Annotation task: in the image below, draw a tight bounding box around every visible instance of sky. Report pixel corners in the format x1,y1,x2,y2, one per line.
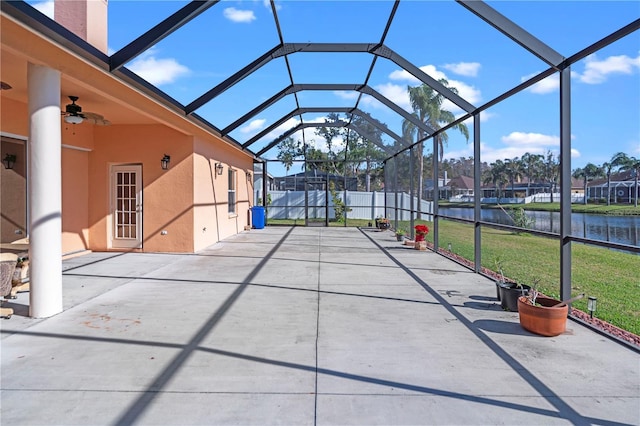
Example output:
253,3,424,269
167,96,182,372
30,0,640,178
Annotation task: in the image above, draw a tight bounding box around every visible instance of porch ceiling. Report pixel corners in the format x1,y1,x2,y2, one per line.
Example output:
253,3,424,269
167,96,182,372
0,49,156,126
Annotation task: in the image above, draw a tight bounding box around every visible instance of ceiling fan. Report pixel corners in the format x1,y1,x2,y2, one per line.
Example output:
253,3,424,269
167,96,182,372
62,96,111,126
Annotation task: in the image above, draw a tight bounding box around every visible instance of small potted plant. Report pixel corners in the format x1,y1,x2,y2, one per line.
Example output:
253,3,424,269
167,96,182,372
375,216,390,230
414,224,429,250
494,256,530,311
395,228,406,241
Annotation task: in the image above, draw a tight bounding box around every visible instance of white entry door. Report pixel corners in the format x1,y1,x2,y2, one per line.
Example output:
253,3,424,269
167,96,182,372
111,165,142,249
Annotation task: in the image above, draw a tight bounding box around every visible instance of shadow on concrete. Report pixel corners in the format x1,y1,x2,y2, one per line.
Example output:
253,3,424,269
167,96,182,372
473,319,532,336
359,227,595,425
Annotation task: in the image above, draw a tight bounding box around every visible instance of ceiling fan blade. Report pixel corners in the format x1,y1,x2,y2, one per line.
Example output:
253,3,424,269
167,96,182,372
85,116,111,126
82,111,111,125
82,111,104,120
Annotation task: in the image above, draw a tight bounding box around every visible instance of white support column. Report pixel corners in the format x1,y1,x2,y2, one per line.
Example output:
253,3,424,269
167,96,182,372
28,64,62,318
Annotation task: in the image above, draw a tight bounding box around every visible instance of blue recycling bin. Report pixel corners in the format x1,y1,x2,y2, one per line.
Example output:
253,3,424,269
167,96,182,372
251,206,265,229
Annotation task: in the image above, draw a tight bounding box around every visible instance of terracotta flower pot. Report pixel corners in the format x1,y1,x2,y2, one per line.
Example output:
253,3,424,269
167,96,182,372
517,295,568,337
414,241,427,250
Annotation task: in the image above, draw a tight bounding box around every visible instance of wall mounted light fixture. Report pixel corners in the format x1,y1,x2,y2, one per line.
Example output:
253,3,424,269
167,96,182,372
246,171,252,180
3,153,16,169
161,154,171,170
216,162,224,175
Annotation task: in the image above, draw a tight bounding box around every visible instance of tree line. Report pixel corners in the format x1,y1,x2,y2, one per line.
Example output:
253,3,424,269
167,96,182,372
572,152,640,206
275,80,638,207
275,111,388,192
276,78,470,194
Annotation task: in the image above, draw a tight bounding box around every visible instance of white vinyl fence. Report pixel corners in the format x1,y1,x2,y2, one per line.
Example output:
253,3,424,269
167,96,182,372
452,194,585,204
265,190,433,221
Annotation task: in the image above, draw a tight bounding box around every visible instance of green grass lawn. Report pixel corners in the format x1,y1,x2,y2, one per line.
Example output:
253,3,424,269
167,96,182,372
267,217,639,336
408,218,639,335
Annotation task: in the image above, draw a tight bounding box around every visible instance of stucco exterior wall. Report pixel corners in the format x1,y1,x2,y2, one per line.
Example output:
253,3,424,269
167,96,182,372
61,146,90,254
0,97,28,135
193,137,254,252
2,11,257,255
60,119,94,255
89,124,194,253
1,97,93,255
1,96,256,255
1,99,29,243
1,138,27,243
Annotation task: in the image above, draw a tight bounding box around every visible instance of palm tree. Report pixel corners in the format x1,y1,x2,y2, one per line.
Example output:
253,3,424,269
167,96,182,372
601,161,617,206
277,136,302,175
482,160,508,200
521,152,544,196
504,157,524,198
572,163,603,205
543,151,559,203
611,152,640,207
403,81,469,206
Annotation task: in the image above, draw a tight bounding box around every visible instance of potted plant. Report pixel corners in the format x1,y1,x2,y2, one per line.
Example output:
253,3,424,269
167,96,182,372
414,224,429,250
494,257,530,311
395,228,406,241
375,217,390,230
517,290,583,337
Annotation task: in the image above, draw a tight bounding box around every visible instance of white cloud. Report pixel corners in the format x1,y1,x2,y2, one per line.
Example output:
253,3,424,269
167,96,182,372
264,117,300,140
128,50,190,85
521,52,640,93
501,131,558,147
32,0,54,18
576,53,640,84
388,65,481,114
373,83,411,111
389,65,446,84
334,91,358,100
479,110,496,123
444,132,580,163
480,147,525,163
443,62,481,77
240,119,266,134
521,73,559,94
444,143,522,164
459,110,495,128
448,81,481,106
223,7,256,23
259,116,349,153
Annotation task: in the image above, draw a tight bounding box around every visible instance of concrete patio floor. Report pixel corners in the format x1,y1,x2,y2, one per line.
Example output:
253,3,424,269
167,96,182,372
1,226,638,426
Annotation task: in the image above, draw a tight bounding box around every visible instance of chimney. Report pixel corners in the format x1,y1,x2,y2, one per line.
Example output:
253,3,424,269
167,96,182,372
54,0,108,54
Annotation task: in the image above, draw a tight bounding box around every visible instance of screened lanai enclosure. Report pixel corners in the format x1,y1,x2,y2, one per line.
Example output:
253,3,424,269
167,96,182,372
238,1,639,338
3,1,639,338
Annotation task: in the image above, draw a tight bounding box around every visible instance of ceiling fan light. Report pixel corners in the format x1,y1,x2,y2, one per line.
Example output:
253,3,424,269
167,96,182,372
64,115,83,124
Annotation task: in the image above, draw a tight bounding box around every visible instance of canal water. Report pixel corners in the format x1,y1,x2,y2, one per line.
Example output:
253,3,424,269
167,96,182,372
438,207,640,248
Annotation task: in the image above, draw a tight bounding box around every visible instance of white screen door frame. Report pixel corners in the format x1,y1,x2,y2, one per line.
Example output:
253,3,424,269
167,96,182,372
110,165,142,249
